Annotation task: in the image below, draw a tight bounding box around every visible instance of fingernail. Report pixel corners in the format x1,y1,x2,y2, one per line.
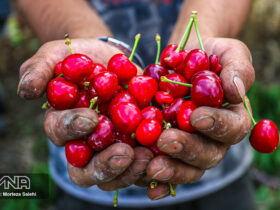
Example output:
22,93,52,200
152,191,170,200
109,156,132,170
159,141,183,154
233,76,245,99
152,166,174,181
192,116,215,130
17,70,31,98
72,117,96,133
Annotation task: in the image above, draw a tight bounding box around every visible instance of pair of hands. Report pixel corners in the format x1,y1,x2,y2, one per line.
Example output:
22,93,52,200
17,37,255,200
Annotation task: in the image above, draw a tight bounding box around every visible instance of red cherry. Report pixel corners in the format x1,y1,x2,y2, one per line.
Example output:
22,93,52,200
159,73,189,98
86,63,107,81
249,119,279,153
128,75,158,108
107,53,137,84
141,106,163,125
54,61,63,77
112,102,142,134
108,92,137,117
160,44,182,68
209,54,222,74
191,76,223,108
136,119,162,146
88,115,115,151
183,49,209,81
174,50,189,74
191,70,221,84
62,54,94,83
155,91,174,105
91,72,119,103
73,90,91,108
177,101,197,133
143,64,168,82
114,132,136,148
150,143,166,156
162,98,185,127
47,77,79,110
65,140,93,168
98,102,110,116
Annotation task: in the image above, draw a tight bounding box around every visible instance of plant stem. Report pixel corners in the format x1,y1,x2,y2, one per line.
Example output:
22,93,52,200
42,101,49,109
244,98,257,126
150,180,158,189
57,73,63,78
181,17,194,50
113,189,119,207
163,120,171,129
176,13,195,52
65,34,74,54
155,34,161,64
129,33,141,61
193,14,205,51
168,182,176,198
160,76,193,87
222,102,230,107
89,97,98,110
183,95,191,100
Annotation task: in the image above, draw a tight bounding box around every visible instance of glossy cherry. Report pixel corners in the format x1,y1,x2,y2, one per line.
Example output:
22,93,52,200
209,54,222,74
54,61,63,77
108,92,137,117
160,44,182,69
87,115,115,151
91,72,119,103
87,63,107,81
249,119,279,153
73,90,91,108
65,140,93,168
114,132,136,148
62,54,94,83
155,91,174,105
143,64,168,82
136,119,162,146
141,106,163,125
112,102,142,134
162,98,185,127
107,53,137,84
191,70,221,84
174,50,189,74
150,143,166,156
159,73,189,98
47,77,79,110
183,49,209,81
191,75,223,108
177,101,197,133
128,75,158,108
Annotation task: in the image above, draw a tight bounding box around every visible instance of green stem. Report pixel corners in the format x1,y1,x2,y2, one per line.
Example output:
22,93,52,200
150,180,158,189
222,102,230,107
89,97,98,110
65,34,74,54
244,98,257,126
155,34,161,64
163,120,171,129
168,182,176,198
193,16,205,51
113,189,119,207
57,73,63,78
42,101,49,109
176,13,195,52
181,18,194,50
183,95,191,100
160,76,193,87
129,33,141,61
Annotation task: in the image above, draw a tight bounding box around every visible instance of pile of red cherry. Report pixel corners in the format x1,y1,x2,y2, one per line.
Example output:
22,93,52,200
44,12,278,187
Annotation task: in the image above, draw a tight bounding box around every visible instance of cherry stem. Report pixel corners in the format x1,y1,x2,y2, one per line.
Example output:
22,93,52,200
160,76,193,87
181,14,195,50
89,97,98,110
65,34,74,54
113,189,118,208
42,101,49,109
83,81,90,88
57,73,63,78
222,102,230,107
234,80,257,126
155,34,161,64
150,180,158,189
163,120,171,129
131,133,136,139
168,182,176,198
129,33,141,61
193,13,205,51
183,95,191,100
176,12,195,52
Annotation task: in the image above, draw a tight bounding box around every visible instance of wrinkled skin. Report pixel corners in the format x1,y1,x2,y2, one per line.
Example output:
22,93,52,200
18,37,255,200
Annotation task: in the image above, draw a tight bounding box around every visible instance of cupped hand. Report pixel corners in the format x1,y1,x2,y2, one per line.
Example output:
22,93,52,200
17,39,153,190
146,37,255,200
